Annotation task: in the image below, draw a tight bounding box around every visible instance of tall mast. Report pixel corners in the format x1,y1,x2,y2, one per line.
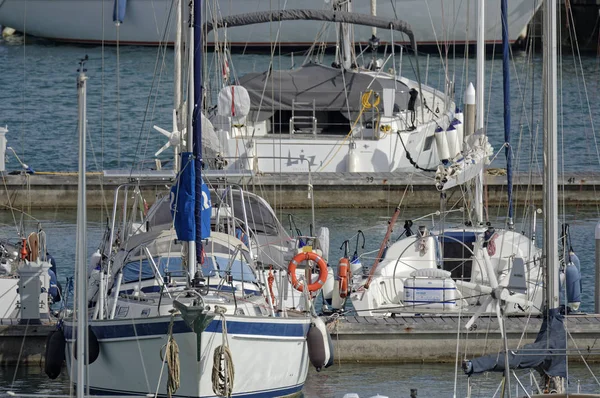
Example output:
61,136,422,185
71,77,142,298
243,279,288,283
474,0,485,224
186,0,196,279
173,0,183,172
338,0,352,69
75,56,88,398
543,0,560,309
193,0,204,265
370,0,376,37
501,0,513,228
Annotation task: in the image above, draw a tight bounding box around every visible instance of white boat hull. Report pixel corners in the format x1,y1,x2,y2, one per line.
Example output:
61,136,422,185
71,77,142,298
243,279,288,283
64,314,310,397
0,0,539,47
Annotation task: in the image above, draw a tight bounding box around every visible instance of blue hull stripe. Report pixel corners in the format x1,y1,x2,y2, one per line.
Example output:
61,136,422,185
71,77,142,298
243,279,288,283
405,300,457,304
121,285,261,296
64,318,308,340
84,382,303,397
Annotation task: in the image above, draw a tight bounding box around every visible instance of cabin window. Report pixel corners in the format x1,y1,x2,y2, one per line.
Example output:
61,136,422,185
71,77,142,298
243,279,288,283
439,232,476,281
423,135,435,152
122,256,186,283
213,256,257,283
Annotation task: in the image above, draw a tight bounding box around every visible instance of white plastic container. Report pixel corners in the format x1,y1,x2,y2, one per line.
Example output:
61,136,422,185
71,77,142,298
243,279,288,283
404,276,458,310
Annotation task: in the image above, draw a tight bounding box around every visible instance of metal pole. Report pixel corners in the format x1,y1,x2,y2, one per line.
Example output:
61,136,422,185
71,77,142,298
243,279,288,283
543,0,560,311
186,0,196,280
370,0,376,37
474,0,485,225
75,58,88,398
173,0,183,172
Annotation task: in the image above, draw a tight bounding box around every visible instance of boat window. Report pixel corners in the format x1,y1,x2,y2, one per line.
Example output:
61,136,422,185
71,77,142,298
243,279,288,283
213,255,257,283
122,256,186,283
439,232,476,281
423,135,435,151
200,256,217,277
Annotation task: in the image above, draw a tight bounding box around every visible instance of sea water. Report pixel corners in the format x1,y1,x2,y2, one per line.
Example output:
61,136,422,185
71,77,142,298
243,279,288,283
1,362,599,397
1,36,600,172
1,35,600,397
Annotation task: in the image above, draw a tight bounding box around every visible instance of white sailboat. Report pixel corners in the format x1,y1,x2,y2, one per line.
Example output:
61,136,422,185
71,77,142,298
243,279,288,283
54,2,329,396
460,0,600,395
0,0,540,48
346,0,545,317
206,1,458,174
0,127,59,324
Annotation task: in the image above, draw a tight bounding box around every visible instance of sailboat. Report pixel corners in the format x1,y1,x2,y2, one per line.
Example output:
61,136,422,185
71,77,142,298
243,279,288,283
55,2,326,397
206,0,457,174
346,0,544,318
0,127,59,323
460,0,600,396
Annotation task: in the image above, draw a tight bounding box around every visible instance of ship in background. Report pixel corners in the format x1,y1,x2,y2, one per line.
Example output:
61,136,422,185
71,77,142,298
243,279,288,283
0,0,540,49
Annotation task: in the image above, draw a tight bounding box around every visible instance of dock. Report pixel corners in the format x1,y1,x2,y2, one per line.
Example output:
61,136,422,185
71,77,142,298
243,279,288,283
326,314,600,363
2,314,600,365
0,170,598,209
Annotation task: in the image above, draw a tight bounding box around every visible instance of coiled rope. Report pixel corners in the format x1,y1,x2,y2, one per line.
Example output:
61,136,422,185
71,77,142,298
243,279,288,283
361,91,380,109
161,314,180,398
212,311,234,397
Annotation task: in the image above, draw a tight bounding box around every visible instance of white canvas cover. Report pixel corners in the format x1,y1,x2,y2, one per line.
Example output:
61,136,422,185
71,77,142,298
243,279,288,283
218,85,251,119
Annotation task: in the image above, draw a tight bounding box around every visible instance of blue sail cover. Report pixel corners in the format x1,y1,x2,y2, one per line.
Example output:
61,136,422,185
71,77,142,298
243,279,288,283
469,308,566,377
199,178,211,239
113,0,127,24
170,152,196,241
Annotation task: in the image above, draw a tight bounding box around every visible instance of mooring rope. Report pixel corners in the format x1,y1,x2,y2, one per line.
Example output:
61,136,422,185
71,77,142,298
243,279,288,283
212,311,234,397
160,314,180,398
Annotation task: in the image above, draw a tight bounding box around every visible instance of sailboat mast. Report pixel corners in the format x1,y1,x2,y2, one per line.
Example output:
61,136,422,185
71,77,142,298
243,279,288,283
543,0,560,309
370,0,376,37
193,0,204,265
474,0,485,224
186,0,196,279
173,0,183,172
501,0,514,228
338,0,352,69
75,57,88,398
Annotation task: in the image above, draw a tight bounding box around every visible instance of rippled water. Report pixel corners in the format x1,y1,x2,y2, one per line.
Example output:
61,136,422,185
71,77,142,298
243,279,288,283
1,362,599,397
1,36,600,172
1,30,600,398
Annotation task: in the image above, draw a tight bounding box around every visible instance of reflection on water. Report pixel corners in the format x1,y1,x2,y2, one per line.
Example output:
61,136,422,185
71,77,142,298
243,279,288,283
1,363,599,397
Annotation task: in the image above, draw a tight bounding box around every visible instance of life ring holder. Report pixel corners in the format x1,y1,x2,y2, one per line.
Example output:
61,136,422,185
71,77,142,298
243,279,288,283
288,251,328,293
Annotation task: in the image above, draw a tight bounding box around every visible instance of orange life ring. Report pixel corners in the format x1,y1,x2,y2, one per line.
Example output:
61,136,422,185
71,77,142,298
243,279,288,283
288,251,328,293
338,257,349,298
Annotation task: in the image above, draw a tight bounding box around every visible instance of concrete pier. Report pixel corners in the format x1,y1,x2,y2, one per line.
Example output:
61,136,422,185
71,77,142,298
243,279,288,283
0,170,598,209
2,314,600,365
0,321,53,366
326,314,600,363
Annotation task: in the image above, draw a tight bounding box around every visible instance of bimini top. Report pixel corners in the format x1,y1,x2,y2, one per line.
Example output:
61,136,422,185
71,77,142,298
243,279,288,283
202,9,416,50
238,63,411,117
